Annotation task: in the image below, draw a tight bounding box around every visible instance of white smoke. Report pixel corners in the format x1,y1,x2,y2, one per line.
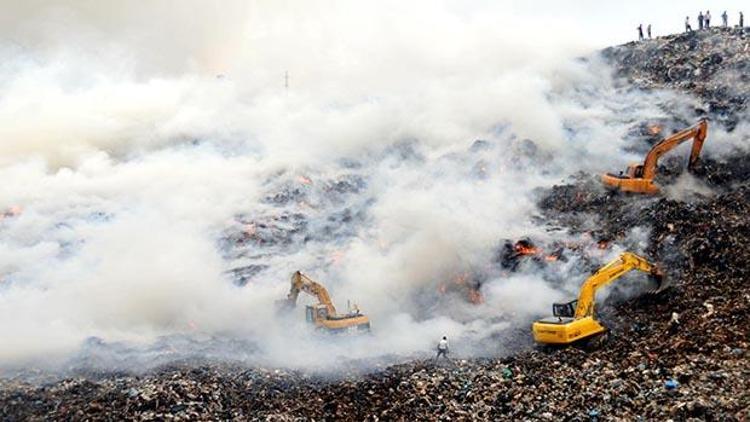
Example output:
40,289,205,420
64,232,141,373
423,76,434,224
0,1,713,371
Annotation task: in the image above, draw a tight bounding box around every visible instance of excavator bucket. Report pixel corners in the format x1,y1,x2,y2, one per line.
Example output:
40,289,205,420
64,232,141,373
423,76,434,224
647,269,669,294
275,298,296,313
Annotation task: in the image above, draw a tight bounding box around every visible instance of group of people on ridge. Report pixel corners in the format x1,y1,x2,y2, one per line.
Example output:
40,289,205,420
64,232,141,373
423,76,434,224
685,10,744,33
637,23,653,40
640,10,745,40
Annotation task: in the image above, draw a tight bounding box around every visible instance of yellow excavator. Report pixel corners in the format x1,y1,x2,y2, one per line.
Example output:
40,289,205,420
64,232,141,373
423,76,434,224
532,252,665,346
279,271,371,334
602,119,708,194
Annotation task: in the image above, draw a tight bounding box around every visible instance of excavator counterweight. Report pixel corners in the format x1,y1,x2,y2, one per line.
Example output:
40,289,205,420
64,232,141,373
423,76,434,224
532,252,665,346
280,271,370,334
602,119,708,194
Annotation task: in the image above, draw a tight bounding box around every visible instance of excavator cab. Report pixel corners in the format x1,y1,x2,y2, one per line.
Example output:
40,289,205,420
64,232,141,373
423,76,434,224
603,163,659,194
305,304,330,324
552,300,577,318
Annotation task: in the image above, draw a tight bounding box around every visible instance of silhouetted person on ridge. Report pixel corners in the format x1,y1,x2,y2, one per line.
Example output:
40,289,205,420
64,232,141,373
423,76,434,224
722,11,728,27
740,11,744,28
685,16,693,33
698,11,704,30
705,10,711,28
647,24,652,39
637,24,644,41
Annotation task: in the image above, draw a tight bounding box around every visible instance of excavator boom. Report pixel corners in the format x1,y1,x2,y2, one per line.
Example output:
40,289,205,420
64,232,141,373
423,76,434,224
602,119,708,194
286,271,337,316
573,252,663,318
532,252,664,346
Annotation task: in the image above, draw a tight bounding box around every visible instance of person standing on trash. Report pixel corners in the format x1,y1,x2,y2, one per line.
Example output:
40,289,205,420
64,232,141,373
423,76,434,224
685,16,693,33
647,24,652,39
667,312,680,335
637,24,644,41
722,11,728,28
705,10,711,28
698,11,704,30
435,336,449,362
740,11,744,28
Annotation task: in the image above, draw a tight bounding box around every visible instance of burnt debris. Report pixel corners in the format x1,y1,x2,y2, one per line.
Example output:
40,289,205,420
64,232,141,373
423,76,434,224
603,28,750,130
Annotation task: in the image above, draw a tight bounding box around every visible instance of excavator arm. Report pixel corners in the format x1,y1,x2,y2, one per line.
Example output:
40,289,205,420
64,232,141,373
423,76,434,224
640,119,708,180
574,252,662,318
602,119,708,194
533,252,665,345
285,271,337,315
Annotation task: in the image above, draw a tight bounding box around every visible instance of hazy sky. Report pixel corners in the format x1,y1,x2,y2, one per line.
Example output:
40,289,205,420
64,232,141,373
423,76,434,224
3,1,747,59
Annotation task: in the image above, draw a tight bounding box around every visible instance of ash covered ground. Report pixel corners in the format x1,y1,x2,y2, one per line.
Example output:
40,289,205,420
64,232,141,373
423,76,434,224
2,25,750,422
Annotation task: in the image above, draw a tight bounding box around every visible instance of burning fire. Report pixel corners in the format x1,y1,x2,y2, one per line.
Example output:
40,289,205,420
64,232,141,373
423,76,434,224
242,223,257,236
297,175,313,185
466,289,484,305
648,123,663,135
1,205,22,219
330,250,345,265
514,240,538,256
437,272,484,305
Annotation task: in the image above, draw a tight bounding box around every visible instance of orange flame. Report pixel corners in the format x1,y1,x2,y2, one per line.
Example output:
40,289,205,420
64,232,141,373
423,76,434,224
514,244,538,256
467,289,484,305
453,273,484,305
2,205,22,219
648,124,663,135
438,272,484,305
242,223,257,236
545,255,559,262
330,250,345,265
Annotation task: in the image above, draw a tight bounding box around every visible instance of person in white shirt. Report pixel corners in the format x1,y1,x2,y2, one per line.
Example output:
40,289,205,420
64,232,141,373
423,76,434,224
435,336,449,361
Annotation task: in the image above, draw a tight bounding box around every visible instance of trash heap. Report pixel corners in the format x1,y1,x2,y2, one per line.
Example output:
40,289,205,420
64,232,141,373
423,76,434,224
3,30,750,422
602,27,750,129
3,183,748,420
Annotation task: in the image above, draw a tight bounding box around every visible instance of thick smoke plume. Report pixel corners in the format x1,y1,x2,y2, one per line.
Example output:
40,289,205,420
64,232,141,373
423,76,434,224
0,1,732,372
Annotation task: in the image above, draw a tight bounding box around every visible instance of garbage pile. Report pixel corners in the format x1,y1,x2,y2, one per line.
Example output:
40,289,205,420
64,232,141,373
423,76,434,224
218,171,371,285
602,28,750,129
6,169,746,421
3,29,750,422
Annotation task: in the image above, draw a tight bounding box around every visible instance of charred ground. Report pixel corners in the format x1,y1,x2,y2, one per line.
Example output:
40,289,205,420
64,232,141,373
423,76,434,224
2,30,750,421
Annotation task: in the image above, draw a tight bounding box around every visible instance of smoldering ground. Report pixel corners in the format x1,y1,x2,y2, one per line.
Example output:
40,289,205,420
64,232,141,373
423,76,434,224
0,1,742,375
